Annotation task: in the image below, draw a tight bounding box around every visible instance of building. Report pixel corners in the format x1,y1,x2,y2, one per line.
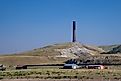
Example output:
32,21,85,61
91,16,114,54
86,65,104,69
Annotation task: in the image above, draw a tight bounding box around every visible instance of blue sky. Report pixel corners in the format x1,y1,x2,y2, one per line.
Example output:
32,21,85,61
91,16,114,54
0,0,121,54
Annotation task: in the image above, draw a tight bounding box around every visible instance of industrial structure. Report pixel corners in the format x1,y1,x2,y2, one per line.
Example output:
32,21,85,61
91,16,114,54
72,21,76,42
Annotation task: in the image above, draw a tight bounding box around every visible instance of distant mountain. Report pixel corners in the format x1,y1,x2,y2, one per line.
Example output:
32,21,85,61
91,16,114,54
99,45,119,52
108,45,121,54
99,44,121,54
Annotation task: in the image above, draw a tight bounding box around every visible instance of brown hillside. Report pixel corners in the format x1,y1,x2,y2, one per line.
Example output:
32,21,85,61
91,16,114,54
0,42,104,66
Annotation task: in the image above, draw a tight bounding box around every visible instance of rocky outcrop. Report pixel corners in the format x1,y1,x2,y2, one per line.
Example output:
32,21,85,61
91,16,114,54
19,42,104,59
54,42,104,58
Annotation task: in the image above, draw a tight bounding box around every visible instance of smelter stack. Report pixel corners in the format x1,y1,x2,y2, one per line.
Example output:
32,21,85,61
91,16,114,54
72,21,76,42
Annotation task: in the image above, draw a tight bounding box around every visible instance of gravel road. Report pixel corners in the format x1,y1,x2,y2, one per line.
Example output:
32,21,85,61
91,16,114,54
0,79,121,81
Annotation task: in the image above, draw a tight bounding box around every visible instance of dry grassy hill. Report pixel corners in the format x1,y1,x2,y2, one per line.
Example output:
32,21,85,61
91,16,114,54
0,42,104,66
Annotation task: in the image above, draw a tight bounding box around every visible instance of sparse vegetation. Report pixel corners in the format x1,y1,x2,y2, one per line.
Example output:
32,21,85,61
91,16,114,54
0,42,121,80
65,54,121,65
0,69,121,80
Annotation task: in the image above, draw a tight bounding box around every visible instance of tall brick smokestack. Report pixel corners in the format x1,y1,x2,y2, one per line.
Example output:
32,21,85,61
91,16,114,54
72,21,76,42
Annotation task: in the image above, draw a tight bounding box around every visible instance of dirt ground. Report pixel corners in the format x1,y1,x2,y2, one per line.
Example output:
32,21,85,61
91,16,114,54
0,79,121,81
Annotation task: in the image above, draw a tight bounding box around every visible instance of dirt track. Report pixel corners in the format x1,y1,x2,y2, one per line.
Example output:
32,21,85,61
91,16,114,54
0,79,121,81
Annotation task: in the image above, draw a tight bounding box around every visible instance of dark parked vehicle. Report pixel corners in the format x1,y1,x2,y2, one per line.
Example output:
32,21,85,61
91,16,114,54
16,65,27,69
63,64,78,69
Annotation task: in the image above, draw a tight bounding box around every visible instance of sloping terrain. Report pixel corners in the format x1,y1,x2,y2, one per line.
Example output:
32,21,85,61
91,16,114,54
66,54,121,64
99,45,119,52
99,44,121,54
0,42,104,66
18,42,104,57
108,45,121,54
